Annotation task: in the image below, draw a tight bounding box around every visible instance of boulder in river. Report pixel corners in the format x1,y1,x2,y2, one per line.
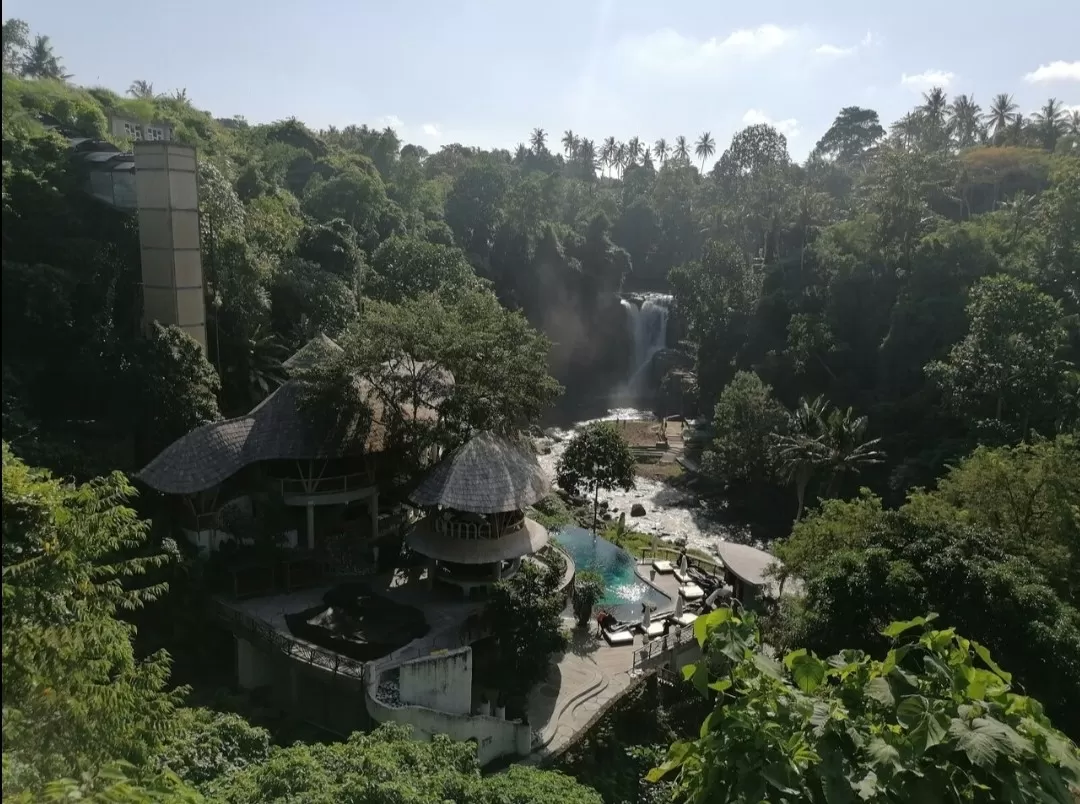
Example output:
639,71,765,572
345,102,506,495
631,503,647,517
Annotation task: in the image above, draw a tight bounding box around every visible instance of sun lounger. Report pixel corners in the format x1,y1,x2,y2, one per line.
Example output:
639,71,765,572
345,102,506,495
680,583,704,601
644,621,665,638
674,568,691,584
675,612,698,627
603,628,634,646
652,559,675,574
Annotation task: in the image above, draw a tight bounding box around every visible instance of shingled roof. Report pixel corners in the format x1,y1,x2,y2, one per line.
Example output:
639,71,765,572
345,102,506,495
409,431,549,514
283,334,343,375
136,375,438,495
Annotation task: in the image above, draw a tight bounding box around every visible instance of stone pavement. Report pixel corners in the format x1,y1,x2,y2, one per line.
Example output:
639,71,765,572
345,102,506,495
524,628,641,762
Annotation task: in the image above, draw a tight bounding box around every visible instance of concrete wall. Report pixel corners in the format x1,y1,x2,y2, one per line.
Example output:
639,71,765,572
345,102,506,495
236,637,275,690
365,686,531,766
398,647,472,715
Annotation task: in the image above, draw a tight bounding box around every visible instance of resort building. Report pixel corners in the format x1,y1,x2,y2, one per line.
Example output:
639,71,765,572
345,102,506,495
406,431,551,597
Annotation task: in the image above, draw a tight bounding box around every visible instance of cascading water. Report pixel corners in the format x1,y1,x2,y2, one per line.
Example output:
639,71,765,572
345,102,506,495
622,294,672,394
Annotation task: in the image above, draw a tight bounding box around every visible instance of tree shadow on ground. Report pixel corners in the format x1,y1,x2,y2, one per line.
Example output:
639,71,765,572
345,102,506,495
569,625,601,658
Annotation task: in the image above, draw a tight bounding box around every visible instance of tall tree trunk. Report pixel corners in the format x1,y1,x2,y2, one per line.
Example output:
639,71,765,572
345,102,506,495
593,484,600,535
795,471,809,522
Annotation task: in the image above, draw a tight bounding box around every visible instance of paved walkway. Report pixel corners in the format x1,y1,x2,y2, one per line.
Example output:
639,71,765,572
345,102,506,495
524,630,640,761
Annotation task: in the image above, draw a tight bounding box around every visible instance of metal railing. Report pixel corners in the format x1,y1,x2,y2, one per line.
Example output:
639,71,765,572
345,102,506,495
280,473,373,498
212,598,366,680
632,620,698,669
641,545,725,577
431,514,526,541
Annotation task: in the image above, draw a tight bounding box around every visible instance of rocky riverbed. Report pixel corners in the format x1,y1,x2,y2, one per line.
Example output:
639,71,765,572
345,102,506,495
537,409,756,555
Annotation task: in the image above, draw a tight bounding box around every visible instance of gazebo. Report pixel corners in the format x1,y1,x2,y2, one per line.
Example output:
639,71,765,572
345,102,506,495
406,431,550,596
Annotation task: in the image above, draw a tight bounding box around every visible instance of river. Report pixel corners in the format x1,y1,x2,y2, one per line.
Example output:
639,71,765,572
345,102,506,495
536,408,755,556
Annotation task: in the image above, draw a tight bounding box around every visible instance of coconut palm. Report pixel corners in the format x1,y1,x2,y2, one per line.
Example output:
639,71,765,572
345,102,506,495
674,136,690,163
626,136,642,166
985,93,1018,144
919,87,949,128
653,138,669,164
820,407,885,497
773,396,830,522
642,149,654,170
577,138,597,177
948,94,983,148
20,35,68,80
614,142,628,177
1069,111,1080,137
1033,98,1068,151
1008,113,1029,147
561,129,578,159
694,131,716,171
128,80,155,99
601,136,617,177
530,127,547,155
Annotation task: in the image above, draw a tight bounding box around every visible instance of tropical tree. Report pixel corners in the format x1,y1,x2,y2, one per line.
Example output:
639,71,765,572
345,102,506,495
614,142,627,177
626,136,643,166
650,610,1080,803
561,129,577,159
674,135,690,163
2,18,30,73
19,34,68,80
576,138,597,177
986,93,1018,144
948,93,983,148
819,405,885,496
1033,98,1068,151
653,137,668,164
556,421,636,534
773,395,830,521
572,570,606,627
127,80,155,99
601,136,616,177
702,371,787,486
694,131,716,171
530,127,548,155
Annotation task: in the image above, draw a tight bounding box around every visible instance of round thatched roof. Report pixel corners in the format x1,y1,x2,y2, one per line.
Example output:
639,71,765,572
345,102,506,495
406,517,549,564
409,431,550,513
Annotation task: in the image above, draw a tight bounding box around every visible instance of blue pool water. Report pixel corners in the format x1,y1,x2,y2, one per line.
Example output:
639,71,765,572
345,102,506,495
555,526,670,622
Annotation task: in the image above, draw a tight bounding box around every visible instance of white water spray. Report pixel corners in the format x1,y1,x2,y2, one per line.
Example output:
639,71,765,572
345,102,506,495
622,294,671,391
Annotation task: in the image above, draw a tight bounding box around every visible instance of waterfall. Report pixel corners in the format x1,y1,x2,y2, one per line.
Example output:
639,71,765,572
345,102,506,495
622,294,671,391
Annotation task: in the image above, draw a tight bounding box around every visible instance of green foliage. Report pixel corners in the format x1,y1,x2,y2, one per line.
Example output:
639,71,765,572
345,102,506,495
774,447,1080,736
2,445,185,794
652,609,1080,803
486,562,568,710
556,422,636,532
702,370,787,485
572,569,606,626
156,709,272,786
368,234,482,303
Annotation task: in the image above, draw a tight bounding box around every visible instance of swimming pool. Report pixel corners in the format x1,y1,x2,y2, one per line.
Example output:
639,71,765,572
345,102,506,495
555,526,670,622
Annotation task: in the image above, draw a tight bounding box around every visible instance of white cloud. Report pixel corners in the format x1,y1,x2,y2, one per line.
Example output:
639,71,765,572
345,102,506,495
614,24,797,78
376,114,404,130
1024,60,1080,83
900,69,955,90
815,31,874,58
742,108,800,138
421,123,442,139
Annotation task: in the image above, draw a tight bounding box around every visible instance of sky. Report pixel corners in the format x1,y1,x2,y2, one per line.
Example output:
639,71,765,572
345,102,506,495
7,0,1080,162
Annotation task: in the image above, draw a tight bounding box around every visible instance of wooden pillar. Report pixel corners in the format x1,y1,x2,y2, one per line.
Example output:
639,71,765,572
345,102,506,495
306,501,315,551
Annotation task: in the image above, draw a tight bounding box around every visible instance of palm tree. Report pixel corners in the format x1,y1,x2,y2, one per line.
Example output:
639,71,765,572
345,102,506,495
653,138,668,164
561,129,578,159
514,143,529,163
613,142,627,177
1000,191,1038,246
948,94,983,148
674,136,690,163
530,127,547,155
694,131,716,172
577,138,597,177
1033,98,1067,151
626,136,642,166
1008,113,1029,147
820,407,885,497
601,136,617,177
20,35,68,80
128,80,155,99
773,396,830,521
1069,111,1080,137
919,87,949,128
985,93,1018,144
642,149,654,170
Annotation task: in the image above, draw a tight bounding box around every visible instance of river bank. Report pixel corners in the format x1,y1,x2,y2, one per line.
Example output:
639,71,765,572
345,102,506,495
536,409,761,556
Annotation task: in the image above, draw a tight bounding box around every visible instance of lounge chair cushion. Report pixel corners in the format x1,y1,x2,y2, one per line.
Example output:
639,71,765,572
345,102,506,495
603,629,634,646
675,612,698,627
673,569,691,584
680,583,704,601
645,621,665,638
652,559,674,574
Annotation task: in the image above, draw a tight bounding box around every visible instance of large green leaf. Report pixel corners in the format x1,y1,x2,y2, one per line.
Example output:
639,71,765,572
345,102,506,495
790,653,827,693
948,716,1034,768
896,695,930,729
972,641,1013,684
694,607,732,648
645,739,694,782
866,737,902,772
881,614,937,639
864,677,895,707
